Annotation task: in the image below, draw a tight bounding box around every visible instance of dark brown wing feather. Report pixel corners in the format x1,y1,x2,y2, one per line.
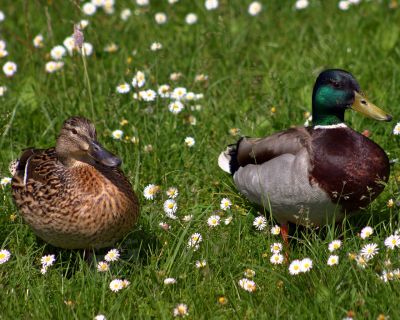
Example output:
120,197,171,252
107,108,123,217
236,127,312,167
14,148,59,185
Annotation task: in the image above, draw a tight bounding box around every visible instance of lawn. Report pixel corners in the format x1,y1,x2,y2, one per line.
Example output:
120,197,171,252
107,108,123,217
1,0,400,319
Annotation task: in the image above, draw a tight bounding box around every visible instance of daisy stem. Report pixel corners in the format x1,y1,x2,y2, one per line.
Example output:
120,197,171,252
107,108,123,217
80,52,95,121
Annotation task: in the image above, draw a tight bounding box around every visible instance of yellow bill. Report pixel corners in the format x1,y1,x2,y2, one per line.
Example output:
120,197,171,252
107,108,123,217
352,91,392,122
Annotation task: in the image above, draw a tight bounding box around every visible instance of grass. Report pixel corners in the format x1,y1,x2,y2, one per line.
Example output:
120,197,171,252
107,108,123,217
1,0,400,319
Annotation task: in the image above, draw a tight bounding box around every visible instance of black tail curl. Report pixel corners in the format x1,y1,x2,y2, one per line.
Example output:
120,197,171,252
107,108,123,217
229,137,244,175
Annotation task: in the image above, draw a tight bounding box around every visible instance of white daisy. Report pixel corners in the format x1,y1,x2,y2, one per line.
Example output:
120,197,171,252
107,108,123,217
0,249,11,264
384,235,400,250
0,86,7,97
132,71,146,88
158,84,170,98
94,315,106,320
0,11,5,22
327,255,339,266
184,137,195,147
120,8,131,21
79,19,89,29
111,129,123,140
207,215,221,227
185,13,198,25
243,268,256,278
155,12,167,24
195,74,208,82
171,87,187,100
136,0,149,6
360,226,373,239
170,72,182,81
41,254,56,267
104,43,118,53
270,253,284,265
173,303,188,317
109,279,124,292
0,49,8,58
40,266,48,274
220,198,232,211
0,177,12,186
188,233,202,249
104,249,120,262
3,61,17,77
328,240,342,252
360,243,379,260
238,278,256,292
143,144,153,152
80,42,93,56
393,122,400,135
270,242,283,253
295,0,309,10
288,259,302,275
32,34,44,48
253,216,267,231
177,214,190,223
159,221,170,230
205,0,218,10
163,199,178,215
355,255,368,268
63,37,76,55
184,92,196,101
166,187,179,199
50,45,66,60
143,184,160,200
97,261,110,272
103,1,115,14
271,225,281,235
248,2,262,16
338,0,350,10
304,115,313,126
164,277,177,285
83,2,97,15
300,258,313,272
45,61,64,73
122,279,131,288
224,216,233,225
139,89,157,102
91,0,105,7
150,42,162,51
168,101,184,114
116,83,130,94
195,259,207,268
0,40,5,50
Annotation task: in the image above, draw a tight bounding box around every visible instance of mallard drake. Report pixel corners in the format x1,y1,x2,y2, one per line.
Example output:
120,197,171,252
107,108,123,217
218,69,391,237
12,116,139,249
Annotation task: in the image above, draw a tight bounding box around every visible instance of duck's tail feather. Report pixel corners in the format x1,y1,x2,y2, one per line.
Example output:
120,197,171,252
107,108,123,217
218,139,242,175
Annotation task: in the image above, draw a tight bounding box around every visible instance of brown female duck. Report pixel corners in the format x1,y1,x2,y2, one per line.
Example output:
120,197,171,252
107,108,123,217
12,116,139,249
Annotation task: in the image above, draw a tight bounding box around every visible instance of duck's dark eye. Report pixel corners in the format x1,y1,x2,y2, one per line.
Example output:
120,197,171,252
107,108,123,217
330,80,340,88
71,129,78,134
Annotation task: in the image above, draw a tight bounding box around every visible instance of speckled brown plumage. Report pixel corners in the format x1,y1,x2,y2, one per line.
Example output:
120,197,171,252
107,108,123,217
11,117,139,249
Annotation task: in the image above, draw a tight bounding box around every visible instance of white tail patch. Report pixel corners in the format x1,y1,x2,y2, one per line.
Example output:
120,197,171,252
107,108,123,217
218,150,231,174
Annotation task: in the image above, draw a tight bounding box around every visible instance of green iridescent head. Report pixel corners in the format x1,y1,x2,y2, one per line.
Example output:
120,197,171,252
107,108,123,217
312,69,392,126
